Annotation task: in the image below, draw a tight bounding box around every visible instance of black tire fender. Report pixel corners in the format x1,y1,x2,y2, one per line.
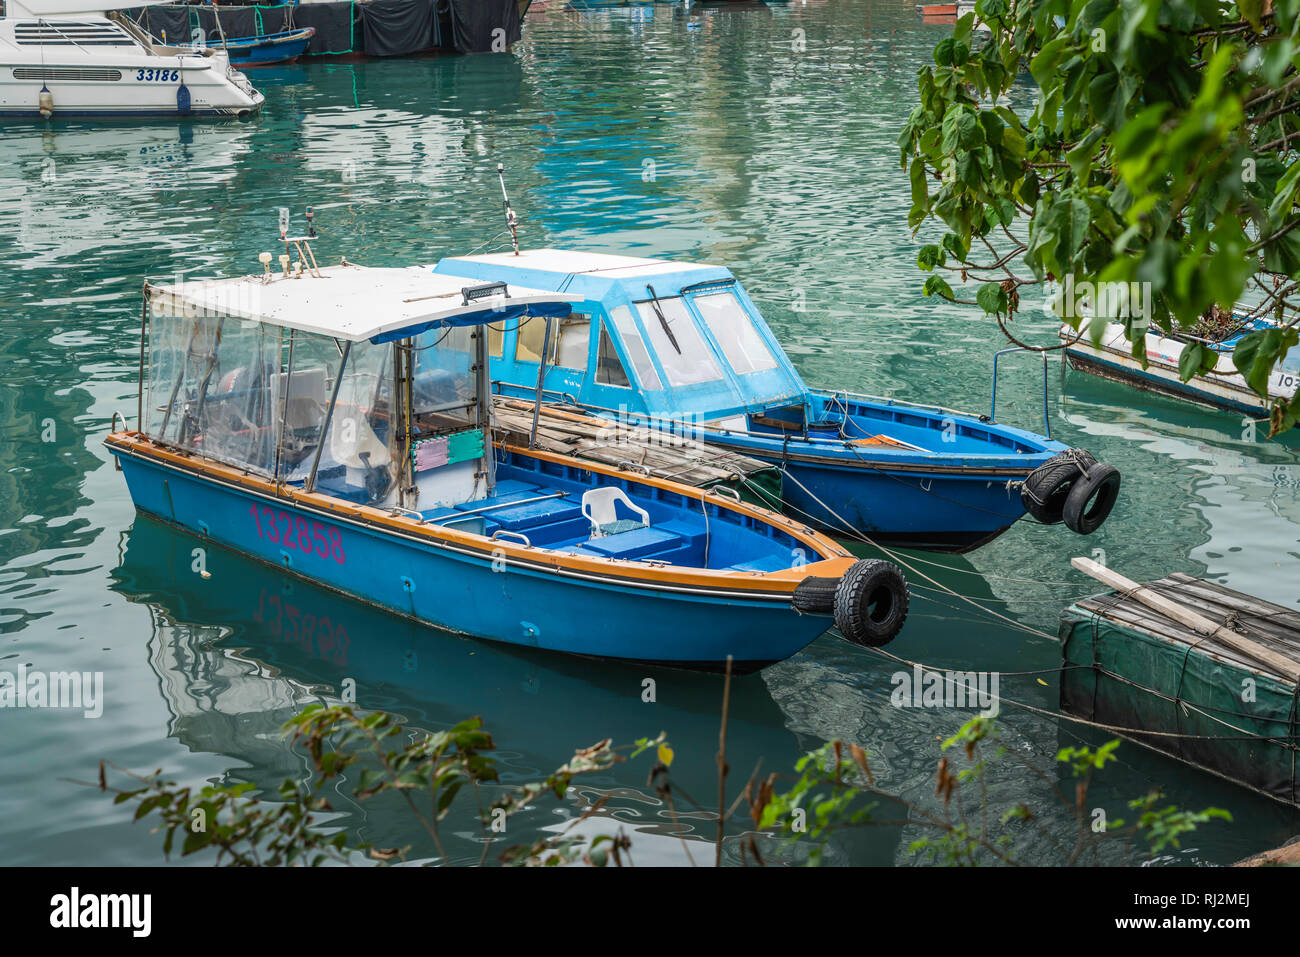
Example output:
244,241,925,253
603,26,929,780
834,559,909,647
1020,449,1096,525
1062,462,1121,535
792,576,838,615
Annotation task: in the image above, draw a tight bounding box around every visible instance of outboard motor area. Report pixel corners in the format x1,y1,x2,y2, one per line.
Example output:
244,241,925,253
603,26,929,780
1021,449,1122,535
792,558,910,647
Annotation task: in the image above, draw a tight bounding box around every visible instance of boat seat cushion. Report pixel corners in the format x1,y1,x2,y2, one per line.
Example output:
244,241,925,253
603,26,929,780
583,526,684,559
491,498,583,531
597,518,646,536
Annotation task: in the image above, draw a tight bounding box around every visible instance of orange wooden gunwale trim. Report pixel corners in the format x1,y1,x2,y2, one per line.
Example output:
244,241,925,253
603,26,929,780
106,432,856,594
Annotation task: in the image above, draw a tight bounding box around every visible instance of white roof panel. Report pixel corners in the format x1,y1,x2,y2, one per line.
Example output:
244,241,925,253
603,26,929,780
455,248,716,278
147,263,580,342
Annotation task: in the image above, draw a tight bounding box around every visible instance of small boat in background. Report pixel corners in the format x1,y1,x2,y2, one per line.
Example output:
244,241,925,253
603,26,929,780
1062,314,1300,418
199,26,315,67
433,242,1121,552
106,215,910,672
915,1,974,17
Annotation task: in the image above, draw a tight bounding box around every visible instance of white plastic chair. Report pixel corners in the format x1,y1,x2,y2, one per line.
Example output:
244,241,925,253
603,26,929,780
581,487,650,539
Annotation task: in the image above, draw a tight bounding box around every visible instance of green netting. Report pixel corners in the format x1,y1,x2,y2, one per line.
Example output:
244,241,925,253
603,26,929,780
1059,605,1300,806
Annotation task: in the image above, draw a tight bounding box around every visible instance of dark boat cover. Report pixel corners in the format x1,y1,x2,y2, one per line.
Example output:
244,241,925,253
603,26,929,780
128,0,520,56
450,0,520,52
360,0,436,57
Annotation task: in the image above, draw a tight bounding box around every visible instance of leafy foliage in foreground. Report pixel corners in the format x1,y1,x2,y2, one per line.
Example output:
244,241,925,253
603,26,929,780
753,716,1231,866
900,0,1300,434
97,705,665,866
96,706,1228,867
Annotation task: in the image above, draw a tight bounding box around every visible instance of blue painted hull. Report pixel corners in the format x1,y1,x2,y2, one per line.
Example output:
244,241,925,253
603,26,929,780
111,446,831,671
551,397,1066,551
770,456,1031,552
203,30,315,67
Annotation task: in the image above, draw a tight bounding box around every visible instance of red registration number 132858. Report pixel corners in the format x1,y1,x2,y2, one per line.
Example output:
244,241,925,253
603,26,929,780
249,505,345,564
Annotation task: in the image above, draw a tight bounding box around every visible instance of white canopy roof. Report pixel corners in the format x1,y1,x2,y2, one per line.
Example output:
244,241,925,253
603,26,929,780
147,263,581,343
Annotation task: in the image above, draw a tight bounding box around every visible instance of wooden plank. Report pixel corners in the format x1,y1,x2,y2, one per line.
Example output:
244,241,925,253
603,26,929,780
1070,557,1300,682
492,397,772,488
1073,597,1286,676
1163,574,1300,634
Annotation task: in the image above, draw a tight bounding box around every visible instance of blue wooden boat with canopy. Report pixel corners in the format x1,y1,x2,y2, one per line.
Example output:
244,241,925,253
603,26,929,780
106,223,911,671
433,248,1122,552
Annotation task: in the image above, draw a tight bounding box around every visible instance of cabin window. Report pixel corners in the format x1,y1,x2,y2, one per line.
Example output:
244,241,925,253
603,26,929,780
608,305,661,390
693,291,779,374
553,314,591,370
485,322,504,359
412,325,478,434
634,297,724,387
514,316,554,364
317,342,398,505
143,313,282,476
596,324,631,387
274,334,350,485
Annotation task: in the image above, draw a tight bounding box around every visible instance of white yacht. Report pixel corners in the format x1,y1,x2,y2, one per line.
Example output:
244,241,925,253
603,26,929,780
1,0,263,118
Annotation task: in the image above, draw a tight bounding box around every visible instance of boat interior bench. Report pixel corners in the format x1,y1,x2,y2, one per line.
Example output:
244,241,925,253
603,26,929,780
421,478,710,566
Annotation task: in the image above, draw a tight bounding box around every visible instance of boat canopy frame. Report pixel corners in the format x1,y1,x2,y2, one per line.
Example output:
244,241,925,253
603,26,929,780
432,250,812,425
136,265,578,512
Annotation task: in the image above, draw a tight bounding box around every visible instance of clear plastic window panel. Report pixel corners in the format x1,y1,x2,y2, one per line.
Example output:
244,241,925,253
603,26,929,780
607,304,661,390
316,341,397,506
596,323,631,387
144,313,282,476
411,324,477,434
275,333,348,484
634,297,724,387
693,291,778,374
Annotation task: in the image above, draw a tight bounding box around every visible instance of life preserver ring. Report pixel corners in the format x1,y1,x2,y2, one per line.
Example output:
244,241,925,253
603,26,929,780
834,559,909,647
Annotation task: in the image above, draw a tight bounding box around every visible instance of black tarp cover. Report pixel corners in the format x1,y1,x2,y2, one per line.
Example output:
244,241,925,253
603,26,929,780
131,5,192,44
449,0,519,53
195,6,259,41
291,2,358,54
359,0,435,57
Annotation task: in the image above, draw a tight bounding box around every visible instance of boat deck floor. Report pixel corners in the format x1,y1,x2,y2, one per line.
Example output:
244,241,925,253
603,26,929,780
420,478,787,572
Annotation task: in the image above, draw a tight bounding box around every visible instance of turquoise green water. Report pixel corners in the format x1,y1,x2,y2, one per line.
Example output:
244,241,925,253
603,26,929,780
2,0,1299,866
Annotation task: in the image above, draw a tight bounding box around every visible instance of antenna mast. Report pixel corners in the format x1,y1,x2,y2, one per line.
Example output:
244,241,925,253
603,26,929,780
497,163,520,256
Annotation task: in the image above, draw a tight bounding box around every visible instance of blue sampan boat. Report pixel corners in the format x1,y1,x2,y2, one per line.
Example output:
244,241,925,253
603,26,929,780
107,238,909,672
432,249,1122,552
200,28,316,67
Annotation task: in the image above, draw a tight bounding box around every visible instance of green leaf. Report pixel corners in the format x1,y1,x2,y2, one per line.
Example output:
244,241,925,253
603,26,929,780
917,244,945,271
976,282,1008,314
923,275,955,299
1177,341,1216,382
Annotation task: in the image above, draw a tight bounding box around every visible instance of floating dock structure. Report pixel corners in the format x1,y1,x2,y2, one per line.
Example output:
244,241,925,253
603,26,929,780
1061,560,1300,807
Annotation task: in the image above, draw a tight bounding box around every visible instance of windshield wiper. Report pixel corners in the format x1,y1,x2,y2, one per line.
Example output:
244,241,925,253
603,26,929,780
645,284,681,354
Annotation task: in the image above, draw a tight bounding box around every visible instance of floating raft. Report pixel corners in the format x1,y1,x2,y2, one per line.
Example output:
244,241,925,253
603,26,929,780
1060,572,1300,807
492,398,781,505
